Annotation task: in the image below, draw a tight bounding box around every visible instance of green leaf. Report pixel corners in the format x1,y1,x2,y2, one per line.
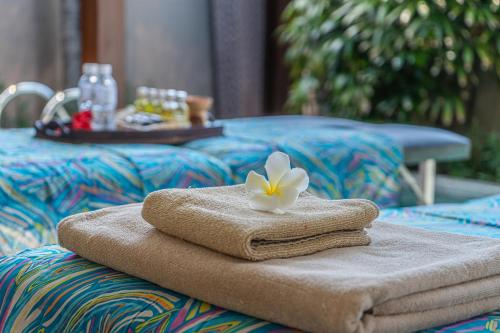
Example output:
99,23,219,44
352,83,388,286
430,100,441,122
457,69,468,88
280,0,497,125
455,99,466,124
441,100,453,126
465,9,475,27
477,46,492,69
342,2,370,25
462,47,474,73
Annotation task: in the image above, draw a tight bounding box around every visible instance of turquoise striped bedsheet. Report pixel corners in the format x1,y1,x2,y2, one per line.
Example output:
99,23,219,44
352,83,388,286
0,195,499,332
190,117,402,208
381,194,500,236
0,121,402,256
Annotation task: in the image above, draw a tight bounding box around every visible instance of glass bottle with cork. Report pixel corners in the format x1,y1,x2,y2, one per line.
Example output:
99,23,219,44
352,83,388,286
175,90,190,127
134,86,149,113
159,89,172,121
146,88,161,114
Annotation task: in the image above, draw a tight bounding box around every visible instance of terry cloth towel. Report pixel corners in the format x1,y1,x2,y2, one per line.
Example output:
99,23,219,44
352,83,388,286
58,204,500,333
141,185,379,260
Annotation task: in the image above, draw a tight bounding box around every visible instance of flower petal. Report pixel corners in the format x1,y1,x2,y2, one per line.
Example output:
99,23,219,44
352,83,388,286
278,168,309,192
248,192,280,212
265,151,291,186
276,186,301,209
245,171,268,194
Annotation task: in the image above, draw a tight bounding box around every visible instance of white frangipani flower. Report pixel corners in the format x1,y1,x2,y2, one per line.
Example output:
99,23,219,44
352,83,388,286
245,152,309,213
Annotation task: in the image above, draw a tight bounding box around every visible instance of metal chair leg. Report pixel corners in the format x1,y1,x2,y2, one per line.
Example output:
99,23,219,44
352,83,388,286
418,159,436,205
399,159,436,205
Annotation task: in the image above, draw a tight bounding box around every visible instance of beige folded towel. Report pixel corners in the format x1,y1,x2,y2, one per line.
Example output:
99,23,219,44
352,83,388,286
58,204,500,333
141,185,379,260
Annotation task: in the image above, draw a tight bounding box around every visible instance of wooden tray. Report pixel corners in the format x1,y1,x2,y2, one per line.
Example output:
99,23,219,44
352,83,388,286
34,121,223,145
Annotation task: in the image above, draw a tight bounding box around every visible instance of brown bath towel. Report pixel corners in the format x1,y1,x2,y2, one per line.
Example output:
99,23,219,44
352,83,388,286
58,204,500,333
141,185,379,260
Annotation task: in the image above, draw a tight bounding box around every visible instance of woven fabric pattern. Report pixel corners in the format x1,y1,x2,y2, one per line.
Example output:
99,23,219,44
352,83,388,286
0,118,402,255
1,196,499,332
0,130,231,255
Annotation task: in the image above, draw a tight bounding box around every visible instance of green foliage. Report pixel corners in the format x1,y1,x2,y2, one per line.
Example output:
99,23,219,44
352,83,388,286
280,0,499,125
442,127,500,182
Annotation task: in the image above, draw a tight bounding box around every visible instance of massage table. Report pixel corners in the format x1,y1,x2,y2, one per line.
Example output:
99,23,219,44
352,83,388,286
217,116,470,205
0,121,402,256
0,116,469,257
0,129,232,255
1,195,498,332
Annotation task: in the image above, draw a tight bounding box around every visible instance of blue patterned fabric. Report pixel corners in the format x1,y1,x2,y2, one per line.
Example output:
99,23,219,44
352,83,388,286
0,117,403,256
380,195,500,236
0,246,294,333
0,196,499,332
98,144,233,193
408,196,500,228
186,136,273,184
0,129,232,255
192,117,403,207
467,194,500,207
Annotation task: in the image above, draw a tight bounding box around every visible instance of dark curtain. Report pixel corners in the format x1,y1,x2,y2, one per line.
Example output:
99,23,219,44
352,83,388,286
265,0,290,115
210,0,266,118
210,0,289,118
62,0,82,88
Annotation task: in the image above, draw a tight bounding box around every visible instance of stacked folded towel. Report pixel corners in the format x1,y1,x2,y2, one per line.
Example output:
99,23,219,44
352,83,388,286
58,204,500,333
141,185,379,260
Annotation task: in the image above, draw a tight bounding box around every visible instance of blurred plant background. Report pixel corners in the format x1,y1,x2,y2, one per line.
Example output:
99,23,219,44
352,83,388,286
441,123,500,181
280,0,500,181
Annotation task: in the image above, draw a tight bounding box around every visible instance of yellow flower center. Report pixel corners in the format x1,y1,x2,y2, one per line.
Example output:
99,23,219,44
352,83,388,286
264,182,280,196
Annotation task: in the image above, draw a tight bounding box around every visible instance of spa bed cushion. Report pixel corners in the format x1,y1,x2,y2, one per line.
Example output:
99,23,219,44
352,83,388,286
0,196,498,332
0,130,232,255
356,123,471,164
221,116,470,164
187,127,402,207
0,123,402,255
0,116,469,256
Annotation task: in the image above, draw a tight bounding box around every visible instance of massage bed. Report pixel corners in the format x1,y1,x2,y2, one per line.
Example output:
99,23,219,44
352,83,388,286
0,116,492,332
1,195,498,332
0,119,404,256
218,116,470,205
0,129,232,255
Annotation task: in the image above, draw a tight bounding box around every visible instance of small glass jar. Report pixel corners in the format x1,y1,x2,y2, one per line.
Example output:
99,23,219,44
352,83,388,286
134,86,149,113
144,88,158,113
165,89,178,121
159,89,173,121
175,90,190,126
